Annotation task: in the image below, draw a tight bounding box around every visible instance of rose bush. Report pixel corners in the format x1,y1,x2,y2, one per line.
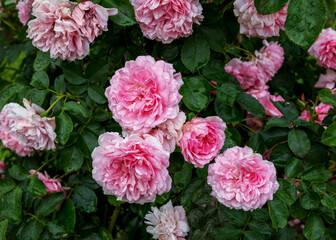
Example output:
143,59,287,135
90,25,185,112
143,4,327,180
0,0,335,239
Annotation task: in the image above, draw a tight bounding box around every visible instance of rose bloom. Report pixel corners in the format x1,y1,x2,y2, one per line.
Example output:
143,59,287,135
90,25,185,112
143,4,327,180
299,102,333,126
145,200,190,240
0,99,56,157
105,56,183,132
233,0,287,38
308,28,336,69
315,69,336,89
131,0,203,44
178,116,227,168
247,86,285,117
16,0,33,25
207,146,279,211
91,132,172,204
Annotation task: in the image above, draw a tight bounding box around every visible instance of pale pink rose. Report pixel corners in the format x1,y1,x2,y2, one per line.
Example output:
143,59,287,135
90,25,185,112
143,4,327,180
246,113,264,132
131,0,203,44
233,0,287,38
256,40,284,77
0,99,56,157
247,86,285,117
315,69,336,89
300,103,333,125
145,200,189,240
105,56,183,132
27,0,90,61
308,28,336,69
207,146,279,211
16,0,33,25
225,58,269,90
178,116,227,168
0,162,5,173
72,1,117,42
91,132,171,204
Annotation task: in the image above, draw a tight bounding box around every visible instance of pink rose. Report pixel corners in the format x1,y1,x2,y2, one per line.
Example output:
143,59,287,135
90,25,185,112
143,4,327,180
246,113,264,132
91,132,172,204
145,200,190,240
207,146,279,211
178,116,227,168
131,0,203,44
105,56,183,132
16,0,33,25
72,1,117,42
247,86,285,117
315,69,336,89
308,28,336,69
233,0,287,38
256,40,284,77
0,99,56,156
299,103,333,125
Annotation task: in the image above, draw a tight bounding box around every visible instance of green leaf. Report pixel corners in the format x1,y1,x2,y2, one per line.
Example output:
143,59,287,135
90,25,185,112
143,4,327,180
72,186,97,213
181,35,210,73
57,199,76,233
107,195,124,207
60,145,84,172
288,129,311,158
8,165,28,181
269,143,293,168
218,205,248,226
77,131,98,157
18,219,43,240
321,193,336,210
63,101,88,118
276,226,295,240
63,63,86,85
322,122,336,146
33,51,51,71
54,75,66,94
188,208,206,228
301,164,332,183
26,89,48,106
272,101,299,121
264,117,291,130
303,213,325,240
174,162,193,188
102,0,136,26
319,88,336,108
212,223,242,240
284,158,302,178
27,174,47,196
0,219,8,240
244,231,263,240
46,222,66,239
236,93,265,118
268,196,289,229
254,0,288,14
216,83,240,106
275,179,297,205
34,192,64,216
2,188,23,225
199,25,227,52
0,84,24,110
55,111,73,145
88,85,107,104
289,200,309,219
215,99,244,123
0,179,16,195
299,191,320,210
247,219,272,239
246,134,265,154
180,76,210,112
202,59,230,83
86,60,109,81
284,0,327,49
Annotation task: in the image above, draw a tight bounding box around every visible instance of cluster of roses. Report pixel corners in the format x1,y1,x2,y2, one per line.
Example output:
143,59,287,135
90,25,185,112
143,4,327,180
16,0,117,61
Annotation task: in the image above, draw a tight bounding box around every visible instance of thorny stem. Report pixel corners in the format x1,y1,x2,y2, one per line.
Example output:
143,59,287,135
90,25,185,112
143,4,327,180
109,206,121,234
40,95,65,117
25,212,46,226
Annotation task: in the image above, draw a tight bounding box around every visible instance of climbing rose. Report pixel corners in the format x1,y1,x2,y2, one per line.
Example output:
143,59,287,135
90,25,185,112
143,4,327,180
233,0,287,38
131,0,203,44
256,40,284,77
178,116,226,168
308,28,336,70
29,170,69,196
207,146,279,211
16,0,33,25
145,200,190,240
315,69,336,89
105,55,183,132
91,132,171,204
0,99,56,157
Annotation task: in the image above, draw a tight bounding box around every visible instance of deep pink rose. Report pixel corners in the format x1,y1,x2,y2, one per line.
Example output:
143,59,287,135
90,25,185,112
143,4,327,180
105,56,183,132
72,1,117,42
0,99,56,157
308,28,336,69
233,0,287,38
145,200,190,240
178,116,227,168
16,0,33,25
91,132,172,204
131,0,203,44
207,146,279,211
29,170,68,196
315,69,336,89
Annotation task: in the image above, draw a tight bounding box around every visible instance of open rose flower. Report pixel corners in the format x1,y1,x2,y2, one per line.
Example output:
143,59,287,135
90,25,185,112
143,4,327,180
308,28,336,70
131,0,203,44
91,132,171,204
105,56,183,132
16,0,33,25
145,200,190,240
178,116,227,168
0,99,56,156
315,69,336,89
207,146,279,211
233,0,287,38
